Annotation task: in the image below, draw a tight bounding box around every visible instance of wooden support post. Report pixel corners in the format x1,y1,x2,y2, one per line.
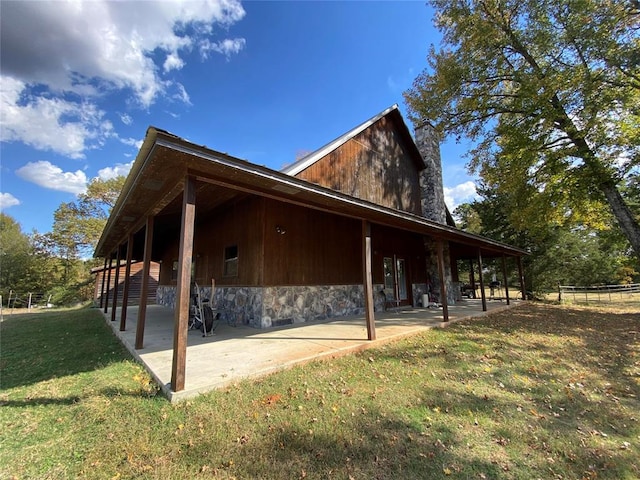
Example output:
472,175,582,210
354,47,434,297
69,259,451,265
103,254,112,314
135,216,154,349
362,220,376,341
469,259,476,298
501,255,510,306
120,233,133,331
111,246,121,322
517,256,526,300
477,249,487,312
436,239,449,321
171,176,196,393
99,256,108,307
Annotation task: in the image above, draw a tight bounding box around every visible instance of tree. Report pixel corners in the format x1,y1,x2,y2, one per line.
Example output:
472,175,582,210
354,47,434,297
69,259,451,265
0,214,34,295
50,176,126,261
454,182,638,292
405,0,640,258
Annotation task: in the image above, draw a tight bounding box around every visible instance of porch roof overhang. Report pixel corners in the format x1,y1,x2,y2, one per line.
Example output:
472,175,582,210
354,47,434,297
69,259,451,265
95,127,528,260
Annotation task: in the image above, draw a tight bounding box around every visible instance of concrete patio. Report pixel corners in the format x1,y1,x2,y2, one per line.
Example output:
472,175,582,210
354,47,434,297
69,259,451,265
102,298,521,402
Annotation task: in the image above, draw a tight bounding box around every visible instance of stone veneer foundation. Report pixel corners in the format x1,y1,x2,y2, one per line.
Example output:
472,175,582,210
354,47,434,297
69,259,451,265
158,284,368,329
156,283,434,329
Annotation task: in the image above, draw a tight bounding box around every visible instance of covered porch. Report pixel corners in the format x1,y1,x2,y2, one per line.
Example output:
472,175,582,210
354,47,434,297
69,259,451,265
102,298,521,402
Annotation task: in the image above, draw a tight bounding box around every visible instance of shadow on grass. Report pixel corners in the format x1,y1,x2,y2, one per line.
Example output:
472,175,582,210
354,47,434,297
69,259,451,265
370,303,640,478
0,307,132,390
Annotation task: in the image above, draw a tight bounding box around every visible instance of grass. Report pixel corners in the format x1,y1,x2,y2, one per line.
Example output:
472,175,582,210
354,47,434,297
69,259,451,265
1,303,638,479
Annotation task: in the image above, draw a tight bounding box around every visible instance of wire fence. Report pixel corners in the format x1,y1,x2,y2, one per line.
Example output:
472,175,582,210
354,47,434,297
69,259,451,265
558,283,640,305
1,291,53,313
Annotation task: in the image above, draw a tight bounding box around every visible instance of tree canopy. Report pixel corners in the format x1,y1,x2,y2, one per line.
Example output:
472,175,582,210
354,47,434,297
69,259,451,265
405,0,640,259
50,176,126,260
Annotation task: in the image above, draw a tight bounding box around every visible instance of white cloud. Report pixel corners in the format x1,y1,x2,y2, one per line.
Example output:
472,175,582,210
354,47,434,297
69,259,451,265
16,161,88,195
173,83,191,104
201,38,246,58
444,181,479,211
0,193,21,210
98,162,134,180
0,0,246,157
164,53,186,72
1,77,114,159
119,113,133,126
119,137,144,149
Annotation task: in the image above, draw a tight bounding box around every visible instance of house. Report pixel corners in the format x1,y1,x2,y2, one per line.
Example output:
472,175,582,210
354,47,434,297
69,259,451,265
94,104,527,392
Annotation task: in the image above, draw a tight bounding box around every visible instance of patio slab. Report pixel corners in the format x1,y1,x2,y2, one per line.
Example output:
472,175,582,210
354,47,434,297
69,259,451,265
102,299,520,402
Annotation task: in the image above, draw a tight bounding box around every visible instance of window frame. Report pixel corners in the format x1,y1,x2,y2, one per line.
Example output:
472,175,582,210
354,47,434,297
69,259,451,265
223,245,239,277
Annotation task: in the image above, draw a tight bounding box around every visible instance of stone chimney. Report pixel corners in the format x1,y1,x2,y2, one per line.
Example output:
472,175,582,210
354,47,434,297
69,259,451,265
414,122,458,305
414,122,447,224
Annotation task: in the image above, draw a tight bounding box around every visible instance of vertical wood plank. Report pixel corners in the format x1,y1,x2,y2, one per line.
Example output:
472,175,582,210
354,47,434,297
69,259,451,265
436,239,449,321
502,255,510,306
99,256,108,308
103,254,112,314
120,233,134,331
110,246,121,322
469,259,476,299
362,220,376,340
135,216,154,349
477,249,487,312
171,176,196,392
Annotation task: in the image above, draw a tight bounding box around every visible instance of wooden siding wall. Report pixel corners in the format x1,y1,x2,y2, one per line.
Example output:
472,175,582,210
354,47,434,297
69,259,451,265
155,198,428,289
159,196,265,286
262,198,362,286
370,224,427,286
94,262,160,305
296,117,423,215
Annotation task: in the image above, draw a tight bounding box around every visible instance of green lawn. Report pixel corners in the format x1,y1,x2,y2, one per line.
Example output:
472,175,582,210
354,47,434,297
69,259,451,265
1,303,638,479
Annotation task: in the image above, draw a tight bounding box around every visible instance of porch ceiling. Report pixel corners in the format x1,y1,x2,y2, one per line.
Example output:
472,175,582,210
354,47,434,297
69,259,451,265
95,127,528,260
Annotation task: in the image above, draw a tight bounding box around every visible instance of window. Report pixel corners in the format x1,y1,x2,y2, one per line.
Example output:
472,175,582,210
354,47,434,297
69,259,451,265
171,259,196,282
224,245,238,277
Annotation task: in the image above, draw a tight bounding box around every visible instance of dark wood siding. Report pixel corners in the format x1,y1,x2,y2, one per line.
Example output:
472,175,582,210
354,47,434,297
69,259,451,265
371,225,426,286
158,196,265,286
296,116,423,215
262,198,362,286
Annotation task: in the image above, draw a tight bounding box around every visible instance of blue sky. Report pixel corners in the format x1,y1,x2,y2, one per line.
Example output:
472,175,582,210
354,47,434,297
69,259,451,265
1,0,479,236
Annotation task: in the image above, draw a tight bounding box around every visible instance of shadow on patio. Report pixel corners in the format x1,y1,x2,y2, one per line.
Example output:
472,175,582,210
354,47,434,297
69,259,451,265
102,298,521,402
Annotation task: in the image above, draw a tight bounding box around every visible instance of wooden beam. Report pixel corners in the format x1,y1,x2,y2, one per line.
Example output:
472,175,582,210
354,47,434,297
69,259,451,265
362,220,376,340
469,259,476,299
436,239,449,321
110,246,121,322
517,256,526,300
501,255,510,306
171,176,196,392
120,234,134,331
103,254,112,314
99,256,108,308
135,216,154,349
477,249,487,312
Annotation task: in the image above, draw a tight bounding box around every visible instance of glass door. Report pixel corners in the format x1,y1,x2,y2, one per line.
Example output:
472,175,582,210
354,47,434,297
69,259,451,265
382,256,409,306
396,258,407,301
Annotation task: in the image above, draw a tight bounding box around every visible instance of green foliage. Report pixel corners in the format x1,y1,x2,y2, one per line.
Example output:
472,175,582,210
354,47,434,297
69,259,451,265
50,176,126,261
0,213,34,293
405,0,640,256
455,182,638,291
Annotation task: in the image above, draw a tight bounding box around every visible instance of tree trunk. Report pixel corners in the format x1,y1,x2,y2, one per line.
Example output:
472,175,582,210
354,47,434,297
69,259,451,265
599,179,640,259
